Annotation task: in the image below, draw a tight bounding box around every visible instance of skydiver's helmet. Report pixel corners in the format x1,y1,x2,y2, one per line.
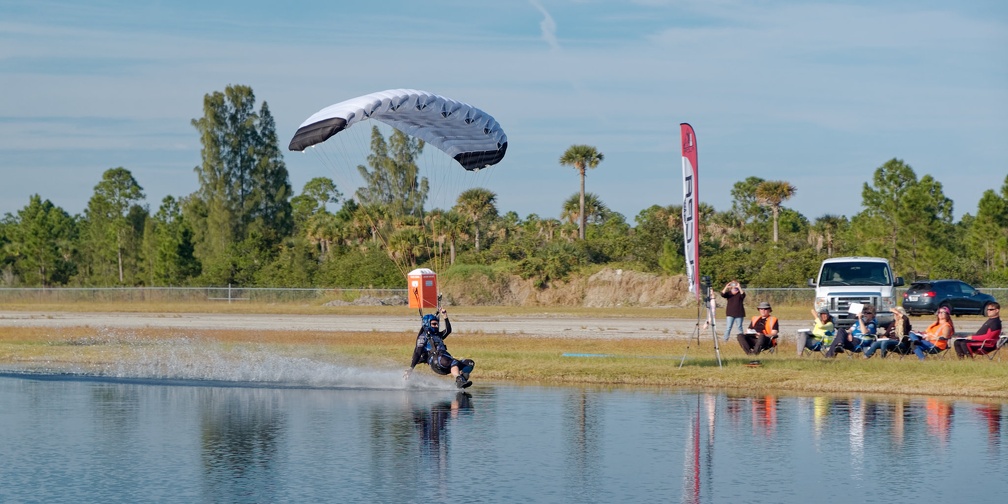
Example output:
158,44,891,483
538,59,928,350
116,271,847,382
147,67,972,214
422,314,439,332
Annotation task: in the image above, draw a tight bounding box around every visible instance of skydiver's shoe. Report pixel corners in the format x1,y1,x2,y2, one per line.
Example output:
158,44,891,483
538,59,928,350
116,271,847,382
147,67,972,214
455,376,472,389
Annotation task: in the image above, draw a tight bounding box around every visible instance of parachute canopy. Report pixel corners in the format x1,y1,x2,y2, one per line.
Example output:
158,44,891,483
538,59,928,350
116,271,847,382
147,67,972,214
289,89,508,170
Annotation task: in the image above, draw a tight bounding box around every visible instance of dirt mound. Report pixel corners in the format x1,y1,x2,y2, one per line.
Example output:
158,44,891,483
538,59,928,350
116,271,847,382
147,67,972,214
324,294,408,306
441,268,693,307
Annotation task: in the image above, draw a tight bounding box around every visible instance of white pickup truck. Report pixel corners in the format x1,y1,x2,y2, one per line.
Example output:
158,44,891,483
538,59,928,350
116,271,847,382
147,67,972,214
807,256,905,329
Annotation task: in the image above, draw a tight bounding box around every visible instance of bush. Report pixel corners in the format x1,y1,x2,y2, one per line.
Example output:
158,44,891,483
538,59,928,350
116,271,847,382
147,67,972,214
317,249,401,288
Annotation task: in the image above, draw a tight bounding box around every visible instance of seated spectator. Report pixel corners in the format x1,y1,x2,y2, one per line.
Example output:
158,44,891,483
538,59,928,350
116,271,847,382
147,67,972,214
953,302,1002,358
737,301,779,355
825,305,877,358
909,306,954,360
797,307,834,356
864,306,912,358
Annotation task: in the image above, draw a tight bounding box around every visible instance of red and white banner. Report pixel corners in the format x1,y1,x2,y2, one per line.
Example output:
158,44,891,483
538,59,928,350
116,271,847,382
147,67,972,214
680,123,700,302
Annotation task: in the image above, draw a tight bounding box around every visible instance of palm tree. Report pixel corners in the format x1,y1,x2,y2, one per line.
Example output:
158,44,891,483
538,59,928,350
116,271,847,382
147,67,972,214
423,208,467,268
812,214,845,256
387,227,423,269
440,210,466,265
305,211,341,259
538,217,561,242
561,192,608,229
559,145,604,240
755,180,797,243
454,188,498,252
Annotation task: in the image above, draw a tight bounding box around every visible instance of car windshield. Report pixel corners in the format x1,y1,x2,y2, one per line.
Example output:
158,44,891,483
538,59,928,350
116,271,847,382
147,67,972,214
819,262,892,286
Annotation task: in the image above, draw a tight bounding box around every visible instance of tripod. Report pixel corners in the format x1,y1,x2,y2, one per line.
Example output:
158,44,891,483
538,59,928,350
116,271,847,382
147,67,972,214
679,279,723,368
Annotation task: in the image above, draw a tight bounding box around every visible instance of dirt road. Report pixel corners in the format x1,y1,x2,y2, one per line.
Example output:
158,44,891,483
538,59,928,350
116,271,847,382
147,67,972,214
0,311,985,345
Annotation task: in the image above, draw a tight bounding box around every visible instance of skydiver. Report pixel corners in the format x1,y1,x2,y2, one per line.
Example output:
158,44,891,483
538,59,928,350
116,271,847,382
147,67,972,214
404,308,475,389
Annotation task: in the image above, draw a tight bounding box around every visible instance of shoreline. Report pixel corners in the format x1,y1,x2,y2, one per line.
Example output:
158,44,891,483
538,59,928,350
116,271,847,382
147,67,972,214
1,311,1003,401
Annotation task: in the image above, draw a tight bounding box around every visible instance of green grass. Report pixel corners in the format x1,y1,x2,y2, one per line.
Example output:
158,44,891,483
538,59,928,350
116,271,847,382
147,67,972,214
2,324,1005,400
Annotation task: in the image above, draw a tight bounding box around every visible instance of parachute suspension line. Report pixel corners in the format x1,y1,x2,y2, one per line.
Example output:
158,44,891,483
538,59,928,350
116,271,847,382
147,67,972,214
307,129,410,281
415,152,499,276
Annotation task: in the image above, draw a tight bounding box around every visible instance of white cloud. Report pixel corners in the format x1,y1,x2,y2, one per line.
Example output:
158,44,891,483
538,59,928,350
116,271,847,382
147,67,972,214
529,0,561,51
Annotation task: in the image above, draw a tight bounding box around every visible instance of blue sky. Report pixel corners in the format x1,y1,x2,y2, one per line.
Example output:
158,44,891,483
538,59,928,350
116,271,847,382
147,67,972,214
1,0,1005,223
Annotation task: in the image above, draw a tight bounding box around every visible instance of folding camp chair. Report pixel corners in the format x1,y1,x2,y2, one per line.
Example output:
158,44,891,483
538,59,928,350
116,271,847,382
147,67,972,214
765,334,779,355
907,333,948,360
935,338,953,360
881,337,913,359
798,330,828,357
845,337,875,359
863,336,907,359
971,335,1008,361
985,336,1008,360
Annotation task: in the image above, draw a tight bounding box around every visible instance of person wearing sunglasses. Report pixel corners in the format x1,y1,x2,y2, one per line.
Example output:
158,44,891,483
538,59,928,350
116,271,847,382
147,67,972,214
953,303,1002,358
909,306,955,360
825,305,877,358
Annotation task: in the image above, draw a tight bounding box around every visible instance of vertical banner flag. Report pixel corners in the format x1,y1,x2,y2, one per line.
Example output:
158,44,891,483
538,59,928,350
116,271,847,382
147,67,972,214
680,123,700,302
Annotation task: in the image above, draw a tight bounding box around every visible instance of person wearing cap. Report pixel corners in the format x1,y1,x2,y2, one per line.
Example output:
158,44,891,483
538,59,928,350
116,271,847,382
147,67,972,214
909,306,954,360
864,305,912,358
796,307,835,356
737,301,779,355
825,305,878,358
720,280,747,342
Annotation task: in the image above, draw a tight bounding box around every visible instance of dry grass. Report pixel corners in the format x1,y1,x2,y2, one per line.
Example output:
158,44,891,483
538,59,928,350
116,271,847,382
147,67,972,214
2,325,1005,400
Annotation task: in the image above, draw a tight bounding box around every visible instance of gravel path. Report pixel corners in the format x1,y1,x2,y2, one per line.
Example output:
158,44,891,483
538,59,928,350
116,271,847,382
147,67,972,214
0,311,986,345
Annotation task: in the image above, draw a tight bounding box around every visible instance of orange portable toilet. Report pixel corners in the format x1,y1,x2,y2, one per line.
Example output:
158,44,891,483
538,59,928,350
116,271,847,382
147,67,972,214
407,268,438,309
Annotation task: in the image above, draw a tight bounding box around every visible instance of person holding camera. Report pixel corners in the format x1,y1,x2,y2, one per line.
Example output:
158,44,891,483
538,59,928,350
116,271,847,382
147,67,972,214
720,280,747,342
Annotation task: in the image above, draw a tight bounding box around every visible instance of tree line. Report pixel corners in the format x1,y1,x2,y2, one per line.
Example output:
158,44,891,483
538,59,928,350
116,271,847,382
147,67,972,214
2,85,1007,290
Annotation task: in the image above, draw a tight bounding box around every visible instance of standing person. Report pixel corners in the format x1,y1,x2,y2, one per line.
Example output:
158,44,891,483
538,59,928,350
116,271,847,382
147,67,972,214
864,306,911,358
721,280,747,342
825,305,877,358
404,308,475,389
909,306,954,360
797,307,835,356
737,301,778,355
953,302,1002,358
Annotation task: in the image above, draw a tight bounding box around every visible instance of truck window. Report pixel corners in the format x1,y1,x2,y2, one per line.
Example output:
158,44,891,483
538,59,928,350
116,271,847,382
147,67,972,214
820,262,891,286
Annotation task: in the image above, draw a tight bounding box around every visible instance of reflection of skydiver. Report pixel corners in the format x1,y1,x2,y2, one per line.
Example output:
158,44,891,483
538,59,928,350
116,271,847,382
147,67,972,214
414,392,474,448
404,308,475,389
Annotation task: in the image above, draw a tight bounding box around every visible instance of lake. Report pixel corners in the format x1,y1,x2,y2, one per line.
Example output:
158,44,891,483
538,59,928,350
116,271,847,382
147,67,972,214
1,368,1005,503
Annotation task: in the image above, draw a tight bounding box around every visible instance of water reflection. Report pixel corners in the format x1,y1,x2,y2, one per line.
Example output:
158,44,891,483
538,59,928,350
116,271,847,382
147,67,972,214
565,389,602,502
199,388,284,502
977,403,1002,444
925,397,954,444
0,373,1004,503
684,392,1005,503
411,390,473,492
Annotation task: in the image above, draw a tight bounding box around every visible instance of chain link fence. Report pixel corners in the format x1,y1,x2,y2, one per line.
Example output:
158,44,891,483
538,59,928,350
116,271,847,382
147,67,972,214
0,286,408,305
0,286,1005,307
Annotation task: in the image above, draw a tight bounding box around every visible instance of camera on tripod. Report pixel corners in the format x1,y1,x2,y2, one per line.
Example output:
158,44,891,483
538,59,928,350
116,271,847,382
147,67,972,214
701,275,713,301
